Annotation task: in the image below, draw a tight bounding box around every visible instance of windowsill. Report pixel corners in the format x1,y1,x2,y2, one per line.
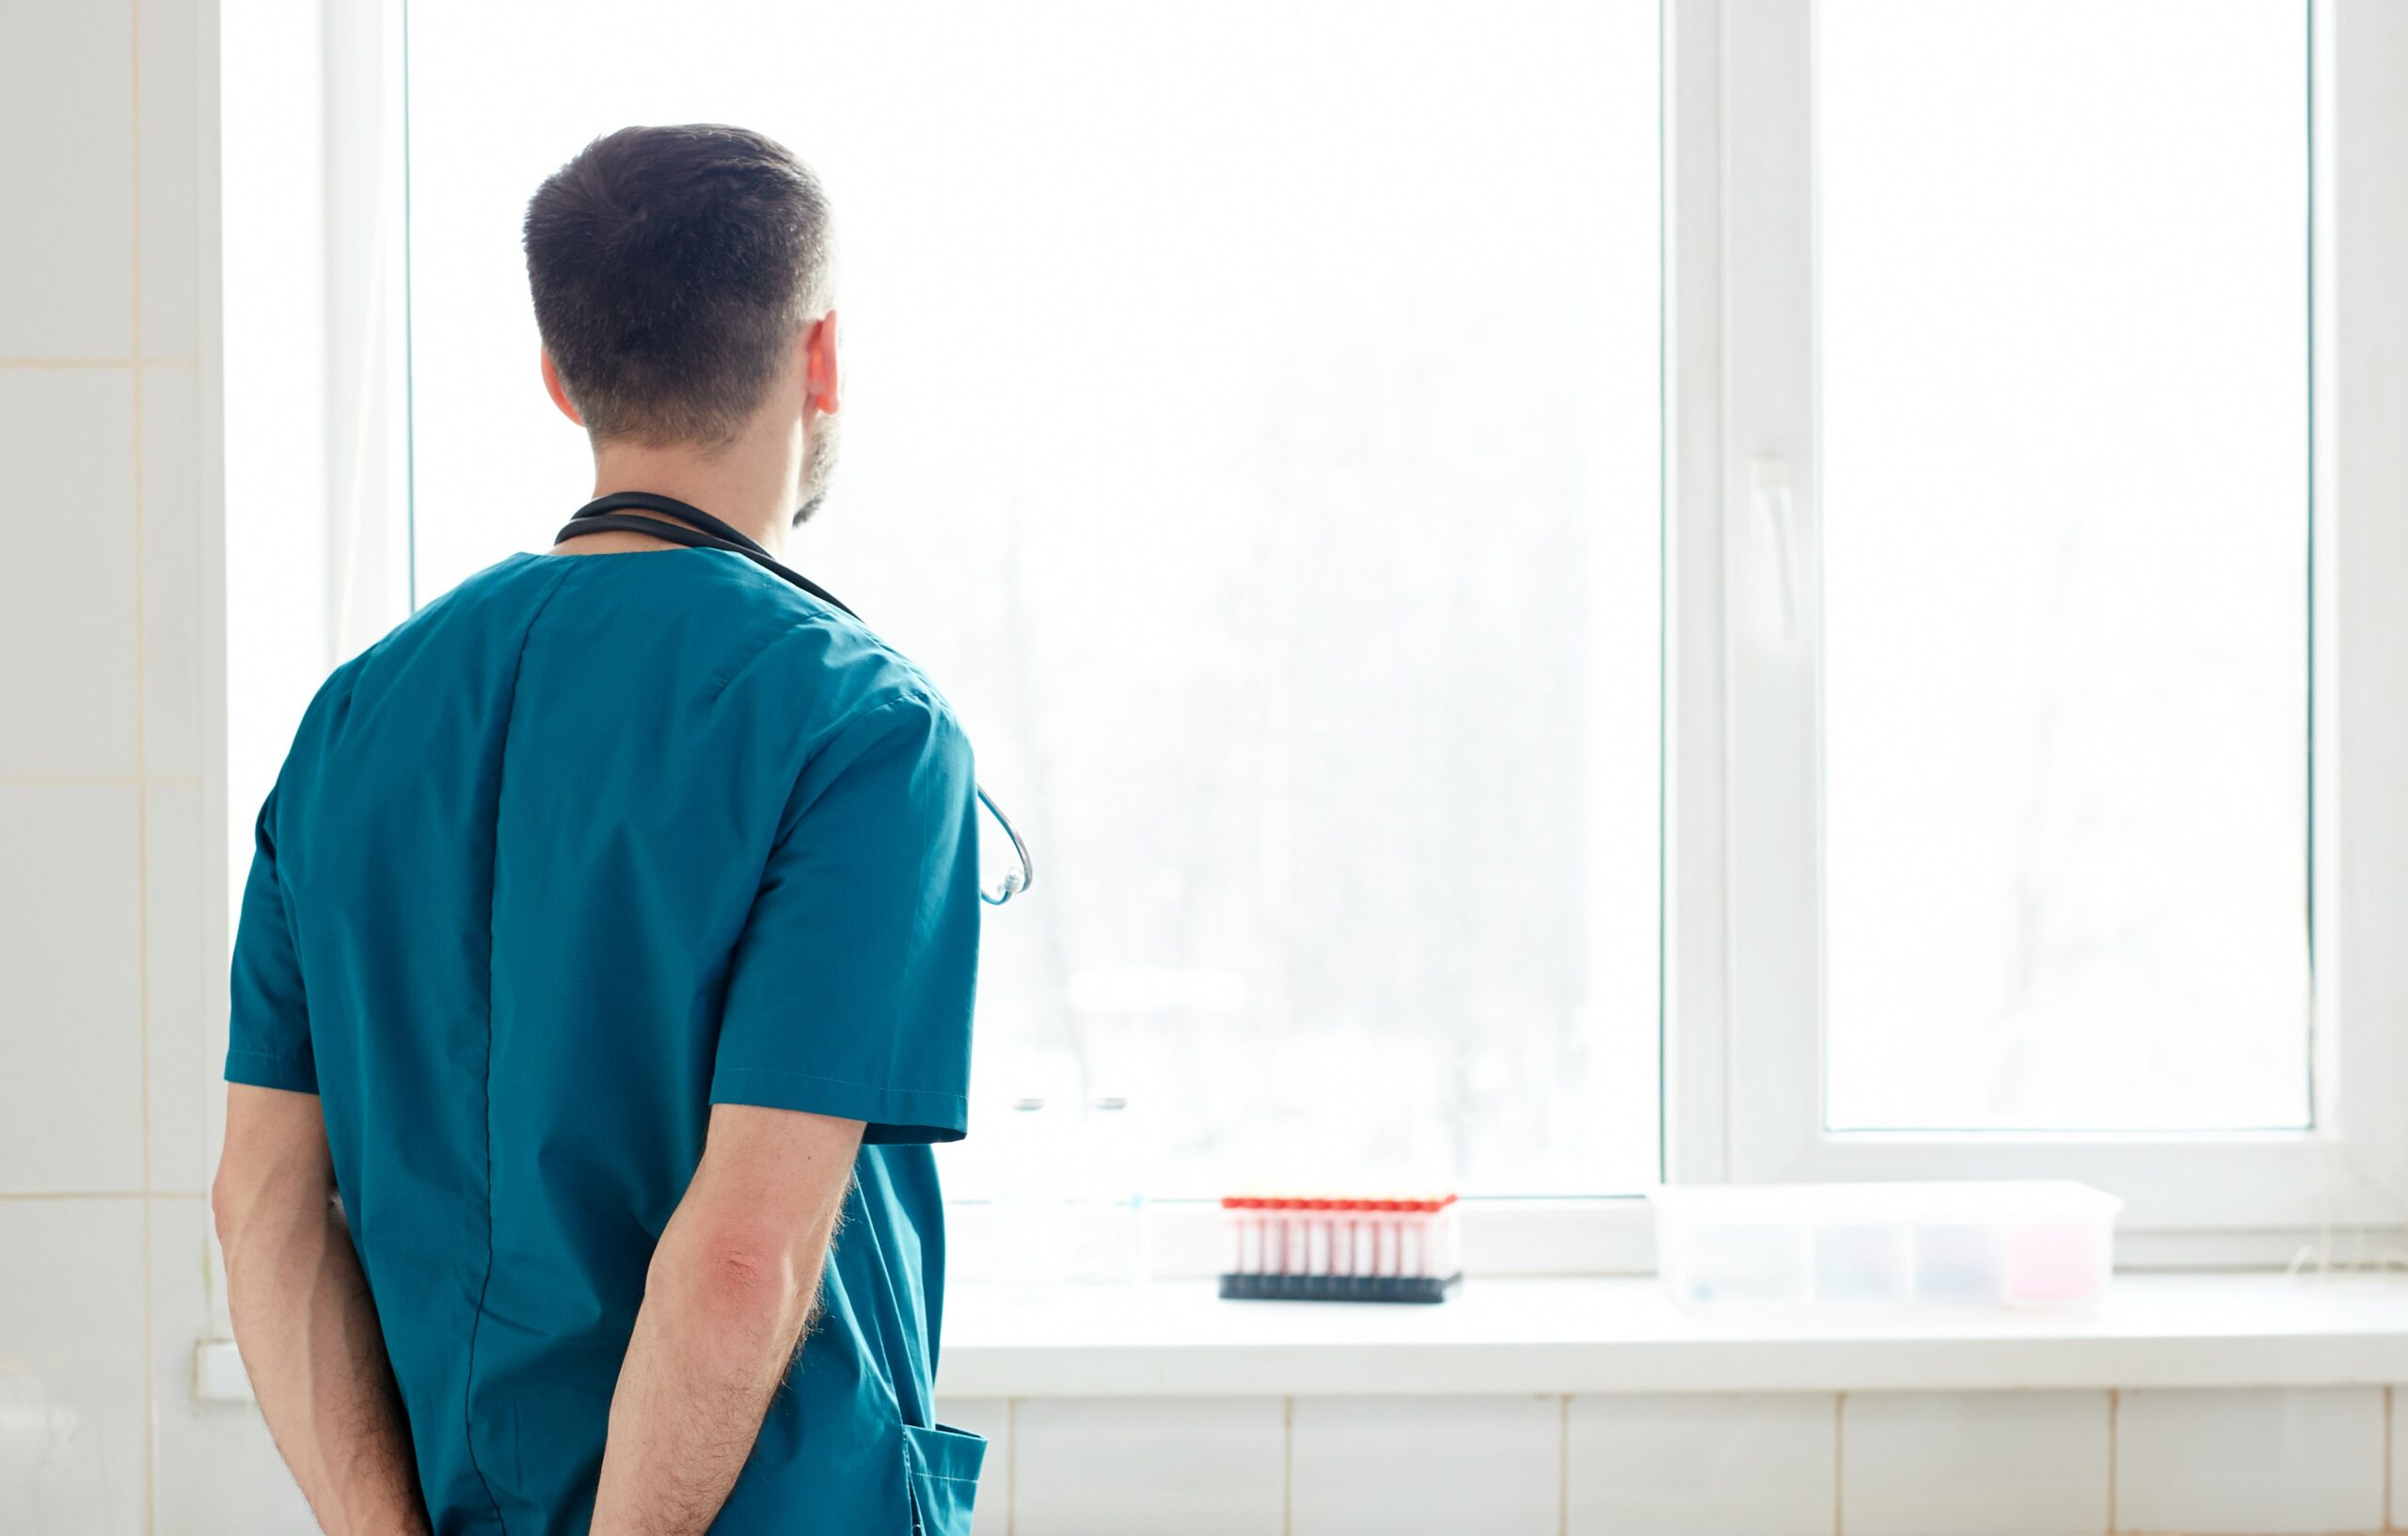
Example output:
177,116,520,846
933,1272,2408,1398
189,1272,2408,1406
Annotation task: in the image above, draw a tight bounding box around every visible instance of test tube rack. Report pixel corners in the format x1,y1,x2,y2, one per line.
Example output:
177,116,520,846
1216,1195,1464,1303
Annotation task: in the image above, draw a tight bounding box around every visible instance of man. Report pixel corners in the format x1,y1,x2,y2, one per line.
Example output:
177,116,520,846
210,124,987,1536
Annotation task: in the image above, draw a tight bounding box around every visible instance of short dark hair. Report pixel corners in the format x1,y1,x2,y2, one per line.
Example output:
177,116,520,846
524,124,833,448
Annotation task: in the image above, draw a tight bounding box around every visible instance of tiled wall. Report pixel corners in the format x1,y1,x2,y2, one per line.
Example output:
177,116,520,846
942,1386,2405,1536
0,2,313,1531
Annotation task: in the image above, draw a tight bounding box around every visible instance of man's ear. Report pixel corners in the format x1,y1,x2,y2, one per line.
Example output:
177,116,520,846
801,312,840,416
540,350,584,426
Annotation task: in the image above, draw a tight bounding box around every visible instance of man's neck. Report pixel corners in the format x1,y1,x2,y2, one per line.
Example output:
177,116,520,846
588,435,800,560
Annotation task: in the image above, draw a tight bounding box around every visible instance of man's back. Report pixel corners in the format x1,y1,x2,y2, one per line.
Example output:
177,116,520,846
228,544,985,1532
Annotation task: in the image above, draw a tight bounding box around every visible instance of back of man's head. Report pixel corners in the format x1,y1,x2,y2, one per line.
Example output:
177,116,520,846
524,124,833,451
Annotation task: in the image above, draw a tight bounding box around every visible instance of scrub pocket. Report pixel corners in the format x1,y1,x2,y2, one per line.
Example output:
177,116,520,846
903,1421,987,1536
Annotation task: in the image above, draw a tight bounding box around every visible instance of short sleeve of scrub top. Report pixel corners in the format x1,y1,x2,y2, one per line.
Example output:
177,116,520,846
227,782,320,1096
711,688,980,1144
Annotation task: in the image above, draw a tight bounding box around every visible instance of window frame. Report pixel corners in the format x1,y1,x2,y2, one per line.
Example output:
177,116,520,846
309,0,2408,1276
1687,0,2408,1238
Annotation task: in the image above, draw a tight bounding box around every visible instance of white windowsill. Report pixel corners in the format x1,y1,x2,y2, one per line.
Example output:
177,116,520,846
189,1272,2408,1406
931,1272,2408,1398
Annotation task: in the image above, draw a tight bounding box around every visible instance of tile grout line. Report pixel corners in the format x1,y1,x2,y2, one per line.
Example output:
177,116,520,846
0,1190,205,1201
1281,1394,1294,1536
1832,1391,1846,1536
2385,1384,2395,1533
0,773,202,786
131,4,158,1533
0,356,198,368
0,358,199,371
1557,1393,1570,1536
2107,1387,2120,1534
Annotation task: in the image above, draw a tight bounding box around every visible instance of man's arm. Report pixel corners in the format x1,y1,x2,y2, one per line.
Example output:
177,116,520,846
590,1101,865,1536
214,1083,429,1536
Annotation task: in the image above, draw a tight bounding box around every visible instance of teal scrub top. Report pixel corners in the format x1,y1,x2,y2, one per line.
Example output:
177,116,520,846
225,546,987,1535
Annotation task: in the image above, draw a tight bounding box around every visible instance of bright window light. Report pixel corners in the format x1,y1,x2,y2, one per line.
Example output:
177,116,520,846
405,2,1664,1196
1818,1,2311,1132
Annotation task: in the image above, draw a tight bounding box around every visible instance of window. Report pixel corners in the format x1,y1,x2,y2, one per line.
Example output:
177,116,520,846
1818,2,2311,1133
404,2,1665,1199
342,0,2408,1259
1708,0,2408,1236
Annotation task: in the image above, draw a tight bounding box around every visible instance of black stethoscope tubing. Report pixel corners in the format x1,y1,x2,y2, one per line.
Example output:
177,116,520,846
553,491,1034,905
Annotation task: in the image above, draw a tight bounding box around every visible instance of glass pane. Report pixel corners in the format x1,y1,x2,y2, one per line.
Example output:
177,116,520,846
406,1,1663,1194
1820,1,2310,1131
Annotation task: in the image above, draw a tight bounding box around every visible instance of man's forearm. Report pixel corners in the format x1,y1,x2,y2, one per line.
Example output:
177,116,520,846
588,1103,862,1536
222,1194,428,1536
587,1220,834,1536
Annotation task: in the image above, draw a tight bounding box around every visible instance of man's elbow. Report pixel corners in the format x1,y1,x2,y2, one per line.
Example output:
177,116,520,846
653,1227,812,1359
684,1231,804,1318
215,1084,339,1259
210,1162,251,1254
211,1151,329,1260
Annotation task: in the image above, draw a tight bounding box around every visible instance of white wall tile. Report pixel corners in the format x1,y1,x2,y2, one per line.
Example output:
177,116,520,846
141,362,206,779
0,1199,148,1534
2115,1386,2384,1535
150,1197,320,1536
1566,1392,1835,1536
136,0,201,359
0,369,141,779
0,3,135,358
1014,1396,1285,1536
0,784,145,1193
146,781,211,1191
935,1397,1010,1536
1291,1394,1560,1536
1841,1389,2107,1536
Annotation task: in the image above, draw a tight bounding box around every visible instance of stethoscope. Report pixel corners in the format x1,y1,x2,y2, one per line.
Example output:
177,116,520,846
553,490,1035,905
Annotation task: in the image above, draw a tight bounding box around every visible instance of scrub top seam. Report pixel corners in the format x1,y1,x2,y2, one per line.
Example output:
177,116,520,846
458,558,578,1533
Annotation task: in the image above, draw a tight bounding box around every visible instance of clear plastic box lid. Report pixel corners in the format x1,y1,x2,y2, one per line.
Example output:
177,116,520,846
1646,1180,2123,1224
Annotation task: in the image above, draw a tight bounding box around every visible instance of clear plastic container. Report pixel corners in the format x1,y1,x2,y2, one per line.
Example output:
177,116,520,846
1650,1180,2120,1312
1062,1093,1152,1284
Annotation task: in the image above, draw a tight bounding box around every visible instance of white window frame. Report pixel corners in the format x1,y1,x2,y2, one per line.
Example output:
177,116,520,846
1686,0,2408,1240
285,0,2408,1277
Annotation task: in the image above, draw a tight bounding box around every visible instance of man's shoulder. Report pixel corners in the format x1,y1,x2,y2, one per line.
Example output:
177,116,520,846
717,591,959,739
719,610,974,820
296,551,547,706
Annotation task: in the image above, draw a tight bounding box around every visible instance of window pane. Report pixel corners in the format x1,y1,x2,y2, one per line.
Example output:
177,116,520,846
1820,2,2310,1131
406,2,1663,1194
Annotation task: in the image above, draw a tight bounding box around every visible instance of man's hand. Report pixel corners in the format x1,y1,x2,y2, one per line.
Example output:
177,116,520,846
214,1083,431,1536
589,1101,865,1536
